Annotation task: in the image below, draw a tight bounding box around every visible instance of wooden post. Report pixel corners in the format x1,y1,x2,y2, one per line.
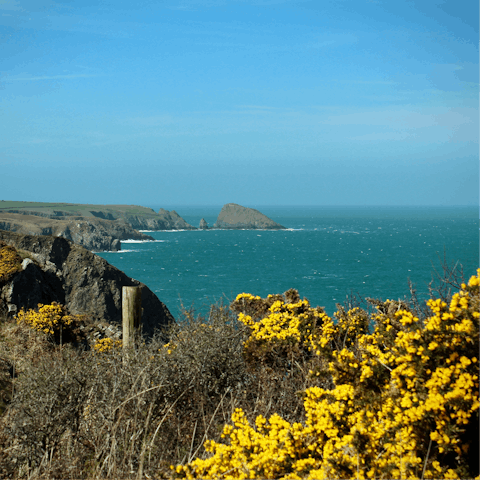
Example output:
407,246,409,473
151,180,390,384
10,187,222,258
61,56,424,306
122,286,142,349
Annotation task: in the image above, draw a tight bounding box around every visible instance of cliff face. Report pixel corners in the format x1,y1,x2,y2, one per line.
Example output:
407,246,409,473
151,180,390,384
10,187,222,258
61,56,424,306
123,209,196,231
213,204,286,230
0,231,174,337
0,202,196,233
0,213,153,252
157,209,196,230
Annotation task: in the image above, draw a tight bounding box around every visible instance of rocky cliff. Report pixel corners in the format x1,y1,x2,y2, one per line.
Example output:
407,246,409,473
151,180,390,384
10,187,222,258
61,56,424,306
0,202,196,233
0,213,153,252
158,209,196,230
0,231,174,337
213,204,285,230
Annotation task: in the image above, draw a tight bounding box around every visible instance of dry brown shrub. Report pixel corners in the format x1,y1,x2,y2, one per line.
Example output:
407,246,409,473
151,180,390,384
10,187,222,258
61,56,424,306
0,297,342,479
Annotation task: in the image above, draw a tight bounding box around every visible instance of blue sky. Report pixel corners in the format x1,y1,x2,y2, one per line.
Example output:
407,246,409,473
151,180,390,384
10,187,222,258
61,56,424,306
1,0,478,206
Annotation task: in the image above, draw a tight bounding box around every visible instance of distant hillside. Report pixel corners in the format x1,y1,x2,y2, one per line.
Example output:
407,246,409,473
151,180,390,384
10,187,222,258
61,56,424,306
0,201,196,230
0,212,152,252
0,200,157,218
0,202,196,251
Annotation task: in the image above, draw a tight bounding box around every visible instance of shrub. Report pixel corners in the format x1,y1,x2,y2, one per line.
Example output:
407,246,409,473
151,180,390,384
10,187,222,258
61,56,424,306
0,242,22,285
0,303,251,479
231,289,327,370
174,270,480,480
93,337,122,352
16,302,85,345
1,270,477,479
0,346,91,479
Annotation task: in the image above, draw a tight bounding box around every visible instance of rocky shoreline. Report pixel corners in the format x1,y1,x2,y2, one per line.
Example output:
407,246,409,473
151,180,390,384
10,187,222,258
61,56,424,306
0,212,153,252
0,201,286,251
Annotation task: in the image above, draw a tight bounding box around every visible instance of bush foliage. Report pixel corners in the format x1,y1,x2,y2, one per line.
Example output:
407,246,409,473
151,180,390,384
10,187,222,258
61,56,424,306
0,269,477,479
0,242,22,285
175,271,479,480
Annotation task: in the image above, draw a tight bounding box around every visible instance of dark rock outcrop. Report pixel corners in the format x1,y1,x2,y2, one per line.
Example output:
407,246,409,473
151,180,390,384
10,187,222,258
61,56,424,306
0,213,153,252
213,204,285,230
0,231,174,337
199,218,208,230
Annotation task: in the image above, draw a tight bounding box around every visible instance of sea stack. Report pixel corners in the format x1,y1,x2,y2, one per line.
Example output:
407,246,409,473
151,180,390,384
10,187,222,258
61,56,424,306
213,203,285,230
199,218,208,230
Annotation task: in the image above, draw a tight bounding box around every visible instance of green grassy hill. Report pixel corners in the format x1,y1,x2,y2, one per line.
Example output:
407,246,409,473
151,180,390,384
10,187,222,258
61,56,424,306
0,200,158,218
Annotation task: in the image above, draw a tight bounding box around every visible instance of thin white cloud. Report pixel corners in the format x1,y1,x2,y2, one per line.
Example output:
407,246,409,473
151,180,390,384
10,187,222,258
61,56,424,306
349,132,418,141
26,137,50,144
321,107,477,129
237,105,279,110
166,0,307,9
6,73,100,81
120,115,176,127
337,107,478,143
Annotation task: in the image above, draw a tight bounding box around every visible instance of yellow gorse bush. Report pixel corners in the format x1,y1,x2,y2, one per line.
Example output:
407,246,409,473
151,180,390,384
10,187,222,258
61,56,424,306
235,294,325,347
231,291,334,372
93,337,122,352
174,270,480,479
16,302,79,336
0,243,22,284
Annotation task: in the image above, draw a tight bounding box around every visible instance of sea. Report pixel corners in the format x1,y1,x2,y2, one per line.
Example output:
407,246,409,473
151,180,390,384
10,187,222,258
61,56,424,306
97,206,479,319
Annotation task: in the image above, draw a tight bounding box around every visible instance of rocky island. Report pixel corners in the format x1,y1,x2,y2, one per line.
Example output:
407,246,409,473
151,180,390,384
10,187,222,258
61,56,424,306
213,203,285,230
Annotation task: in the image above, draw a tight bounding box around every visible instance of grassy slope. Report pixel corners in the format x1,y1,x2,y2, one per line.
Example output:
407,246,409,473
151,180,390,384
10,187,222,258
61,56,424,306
0,201,157,218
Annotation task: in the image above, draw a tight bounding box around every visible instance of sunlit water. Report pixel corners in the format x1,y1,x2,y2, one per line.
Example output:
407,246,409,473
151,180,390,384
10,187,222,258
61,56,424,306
98,206,478,318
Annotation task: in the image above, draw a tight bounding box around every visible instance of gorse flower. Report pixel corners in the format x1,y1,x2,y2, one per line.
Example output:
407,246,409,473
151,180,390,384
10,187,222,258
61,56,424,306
232,290,329,371
16,303,76,336
15,303,84,345
0,242,22,284
174,269,480,479
93,337,122,352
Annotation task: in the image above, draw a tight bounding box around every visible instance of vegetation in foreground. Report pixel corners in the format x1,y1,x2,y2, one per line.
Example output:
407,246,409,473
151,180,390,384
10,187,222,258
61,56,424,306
0,263,478,478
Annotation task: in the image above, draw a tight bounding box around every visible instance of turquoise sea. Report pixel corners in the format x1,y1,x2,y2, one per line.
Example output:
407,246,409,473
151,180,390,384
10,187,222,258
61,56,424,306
98,206,479,318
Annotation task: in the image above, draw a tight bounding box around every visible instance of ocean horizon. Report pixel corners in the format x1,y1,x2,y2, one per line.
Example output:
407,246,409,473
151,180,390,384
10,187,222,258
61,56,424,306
98,205,479,319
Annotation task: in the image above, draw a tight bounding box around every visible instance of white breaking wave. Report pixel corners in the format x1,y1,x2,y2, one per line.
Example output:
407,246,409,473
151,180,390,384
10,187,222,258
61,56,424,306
108,249,139,253
122,239,167,244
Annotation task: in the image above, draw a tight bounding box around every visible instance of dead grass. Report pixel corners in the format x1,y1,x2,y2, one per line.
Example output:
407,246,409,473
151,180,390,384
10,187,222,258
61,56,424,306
0,301,330,479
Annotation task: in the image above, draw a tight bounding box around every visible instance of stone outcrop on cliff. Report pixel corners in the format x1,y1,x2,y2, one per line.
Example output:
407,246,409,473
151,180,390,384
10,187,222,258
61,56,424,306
0,213,153,252
0,231,174,337
213,204,285,230
115,210,195,231
156,209,196,230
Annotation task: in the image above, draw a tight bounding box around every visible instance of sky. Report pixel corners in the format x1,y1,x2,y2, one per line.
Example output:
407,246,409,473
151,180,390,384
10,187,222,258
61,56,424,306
1,0,478,206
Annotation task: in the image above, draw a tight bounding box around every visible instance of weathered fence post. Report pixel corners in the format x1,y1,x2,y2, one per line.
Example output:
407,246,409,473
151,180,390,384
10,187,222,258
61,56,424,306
122,286,142,349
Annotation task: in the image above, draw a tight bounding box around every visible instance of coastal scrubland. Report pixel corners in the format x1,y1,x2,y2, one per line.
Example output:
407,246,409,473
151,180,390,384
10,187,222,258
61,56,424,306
0,260,478,478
